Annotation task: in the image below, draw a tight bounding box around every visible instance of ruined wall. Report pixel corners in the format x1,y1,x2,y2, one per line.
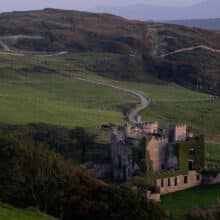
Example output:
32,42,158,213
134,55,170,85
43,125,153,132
142,122,158,134
146,137,168,172
146,190,161,202
124,121,158,139
156,171,201,195
124,123,132,138
111,129,133,181
174,125,187,142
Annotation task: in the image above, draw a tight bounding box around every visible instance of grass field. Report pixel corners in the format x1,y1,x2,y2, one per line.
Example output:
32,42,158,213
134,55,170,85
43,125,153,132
161,184,220,217
72,65,220,140
0,203,56,220
0,54,137,127
205,142,220,169
118,82,209,102
141,100,220,139
1,52,220,140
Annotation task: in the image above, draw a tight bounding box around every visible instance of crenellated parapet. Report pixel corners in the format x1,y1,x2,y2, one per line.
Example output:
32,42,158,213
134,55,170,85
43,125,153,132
163,124,187,142
124,121,158,139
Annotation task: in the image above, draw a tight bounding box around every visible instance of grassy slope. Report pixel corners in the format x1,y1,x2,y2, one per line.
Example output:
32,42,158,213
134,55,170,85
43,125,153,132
161,184,220,216
1,52,220,138
0,54,137,127
0,203,56,220
206,142,220,164
109,79,220,142
141,101,220,139
0,76,132,127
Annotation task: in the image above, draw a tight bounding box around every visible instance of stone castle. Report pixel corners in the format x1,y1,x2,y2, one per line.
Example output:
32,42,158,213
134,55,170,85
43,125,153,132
110,118,205,200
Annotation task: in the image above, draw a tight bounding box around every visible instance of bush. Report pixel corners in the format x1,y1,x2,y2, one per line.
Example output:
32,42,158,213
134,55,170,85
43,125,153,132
0,134,166,220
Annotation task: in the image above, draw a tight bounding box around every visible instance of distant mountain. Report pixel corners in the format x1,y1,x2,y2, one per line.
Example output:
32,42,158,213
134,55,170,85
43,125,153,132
92,0,220,21
166,18,220,30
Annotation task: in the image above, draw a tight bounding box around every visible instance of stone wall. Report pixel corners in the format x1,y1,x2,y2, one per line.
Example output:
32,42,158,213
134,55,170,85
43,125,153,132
142,121,158,134
163,124,187,142
146,137,168,172
124,121,158,139
111,129,133,181
156,171,201,195
146,190,161,202
175,125,187,141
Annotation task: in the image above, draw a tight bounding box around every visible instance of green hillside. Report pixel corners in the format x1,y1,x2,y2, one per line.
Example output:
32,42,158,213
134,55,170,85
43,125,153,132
0,203,56,220
141,100,220,141
0,53,137,127
1,52,220,142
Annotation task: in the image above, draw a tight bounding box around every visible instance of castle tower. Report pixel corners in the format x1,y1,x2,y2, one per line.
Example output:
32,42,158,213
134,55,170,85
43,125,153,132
124,122,132,137
137,115,141,123
146,137,168,172
163,124,187,142
174,125,187,141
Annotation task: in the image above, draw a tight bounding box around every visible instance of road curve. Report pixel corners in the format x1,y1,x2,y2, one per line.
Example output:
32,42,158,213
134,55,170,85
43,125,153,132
0,40,10,52
75,77,150,124
0,40,68,57
160,45,220,58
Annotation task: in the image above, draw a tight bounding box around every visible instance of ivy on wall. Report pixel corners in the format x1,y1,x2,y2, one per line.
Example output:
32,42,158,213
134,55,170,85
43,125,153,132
144,135,205,186
176,135,205,172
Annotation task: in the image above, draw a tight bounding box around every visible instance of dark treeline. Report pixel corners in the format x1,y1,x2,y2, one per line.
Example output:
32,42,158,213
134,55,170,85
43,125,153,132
0,123,109,164
0,124,166,220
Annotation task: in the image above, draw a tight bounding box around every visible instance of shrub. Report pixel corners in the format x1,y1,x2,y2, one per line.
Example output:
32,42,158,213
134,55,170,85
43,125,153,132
0,134,166,220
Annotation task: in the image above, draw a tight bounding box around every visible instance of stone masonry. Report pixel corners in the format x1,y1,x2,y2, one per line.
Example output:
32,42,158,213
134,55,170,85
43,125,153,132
110,118,206,200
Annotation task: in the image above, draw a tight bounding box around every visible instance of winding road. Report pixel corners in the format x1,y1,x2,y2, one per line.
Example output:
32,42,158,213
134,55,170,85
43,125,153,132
160,45,220,58
0,40,10,52
0,40,67,57
1,41,218,124
75,77,149,124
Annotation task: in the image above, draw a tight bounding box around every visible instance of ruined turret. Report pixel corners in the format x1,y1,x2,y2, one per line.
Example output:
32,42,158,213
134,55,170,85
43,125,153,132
163,124,187,142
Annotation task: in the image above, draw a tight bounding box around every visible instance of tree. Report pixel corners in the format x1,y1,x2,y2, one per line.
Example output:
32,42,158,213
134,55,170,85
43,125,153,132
69,127,97,163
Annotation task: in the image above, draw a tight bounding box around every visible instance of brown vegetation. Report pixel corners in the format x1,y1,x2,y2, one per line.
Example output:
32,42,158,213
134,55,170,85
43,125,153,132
1,9,220,94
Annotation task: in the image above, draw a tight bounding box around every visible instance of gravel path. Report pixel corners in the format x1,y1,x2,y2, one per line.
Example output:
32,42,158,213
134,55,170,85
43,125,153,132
0,40,10,51
160,45,220,58
75,77,150,124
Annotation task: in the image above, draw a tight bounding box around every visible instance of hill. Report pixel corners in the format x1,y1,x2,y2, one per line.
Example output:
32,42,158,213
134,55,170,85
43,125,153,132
0,9,220,95
0,8,220,54
167,18,220,30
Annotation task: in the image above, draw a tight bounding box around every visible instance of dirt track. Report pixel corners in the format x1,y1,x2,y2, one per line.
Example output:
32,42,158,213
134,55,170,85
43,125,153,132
75,77,149,124
160,45,220,58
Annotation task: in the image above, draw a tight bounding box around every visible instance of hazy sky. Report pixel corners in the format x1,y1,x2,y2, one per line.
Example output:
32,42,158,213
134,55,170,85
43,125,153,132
0,0,208,12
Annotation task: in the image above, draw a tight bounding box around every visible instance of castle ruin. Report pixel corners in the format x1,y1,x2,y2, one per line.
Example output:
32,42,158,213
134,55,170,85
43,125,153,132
110,118,205,200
